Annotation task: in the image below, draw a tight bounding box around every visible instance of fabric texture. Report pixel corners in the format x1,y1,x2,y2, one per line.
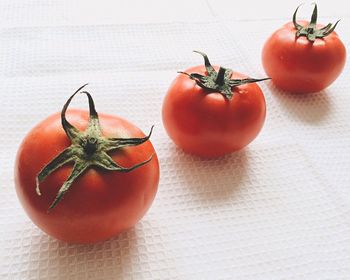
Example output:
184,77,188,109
1,15,350,280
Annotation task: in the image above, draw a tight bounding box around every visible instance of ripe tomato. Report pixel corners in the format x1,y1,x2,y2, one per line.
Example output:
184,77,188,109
15,85,159,244
162,51,268,158
262,4,346,93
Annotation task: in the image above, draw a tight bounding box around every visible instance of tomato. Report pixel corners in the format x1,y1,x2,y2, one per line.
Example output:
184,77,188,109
162,51,268,158
15,85,159,244
262,4,346,93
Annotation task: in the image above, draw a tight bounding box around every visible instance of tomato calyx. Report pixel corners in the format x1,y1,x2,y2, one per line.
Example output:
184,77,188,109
293,3,340,42
179,51,270,100
36,84,154,211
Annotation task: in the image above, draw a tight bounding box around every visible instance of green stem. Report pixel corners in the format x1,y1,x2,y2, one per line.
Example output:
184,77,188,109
180,51,269,100
36,85,154,210
292,3,340,42
215,67,226,86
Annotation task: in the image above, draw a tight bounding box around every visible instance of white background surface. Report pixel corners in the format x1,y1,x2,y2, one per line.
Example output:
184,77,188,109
1,0,350,279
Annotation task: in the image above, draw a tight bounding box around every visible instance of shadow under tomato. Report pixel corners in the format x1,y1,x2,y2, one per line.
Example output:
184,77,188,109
268,83,332,124
170,145,248,204
27,227,139,279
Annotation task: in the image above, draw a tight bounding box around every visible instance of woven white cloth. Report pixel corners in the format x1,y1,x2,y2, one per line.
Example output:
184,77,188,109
1,1,350,279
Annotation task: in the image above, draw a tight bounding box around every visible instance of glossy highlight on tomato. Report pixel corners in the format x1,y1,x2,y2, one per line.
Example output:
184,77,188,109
262,4,346,93
162,51,268,158
15,86,159,244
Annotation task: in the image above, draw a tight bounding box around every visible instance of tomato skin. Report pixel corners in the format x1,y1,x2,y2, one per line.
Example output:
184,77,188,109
162,66,266,158
15,109,159,244
262,21,346,93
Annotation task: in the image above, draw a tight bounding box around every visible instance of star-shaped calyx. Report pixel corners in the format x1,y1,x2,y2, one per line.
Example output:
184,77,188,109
36,84,154,210
293,3,340,42
179,51,270,100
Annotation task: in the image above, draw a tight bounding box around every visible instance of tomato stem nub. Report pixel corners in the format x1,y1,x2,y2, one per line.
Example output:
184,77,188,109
215,67,227,86
179,51,270,100
83,137,98,155
36,84,154,211
293,3,340,42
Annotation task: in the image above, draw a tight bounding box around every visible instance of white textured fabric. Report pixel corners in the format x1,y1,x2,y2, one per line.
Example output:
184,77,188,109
1,10,350,280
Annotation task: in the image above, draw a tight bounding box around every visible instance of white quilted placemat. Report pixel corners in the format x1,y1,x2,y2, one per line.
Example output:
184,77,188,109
1,19,350,280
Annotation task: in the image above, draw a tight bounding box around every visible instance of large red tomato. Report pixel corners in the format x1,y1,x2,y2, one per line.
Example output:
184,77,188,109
162,51,268,158
262,4,346,93
15,85,159,244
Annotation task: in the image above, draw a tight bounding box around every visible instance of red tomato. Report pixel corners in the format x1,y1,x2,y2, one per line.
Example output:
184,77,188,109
162,52,267,158
262,4,346,93
15,87,159,244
